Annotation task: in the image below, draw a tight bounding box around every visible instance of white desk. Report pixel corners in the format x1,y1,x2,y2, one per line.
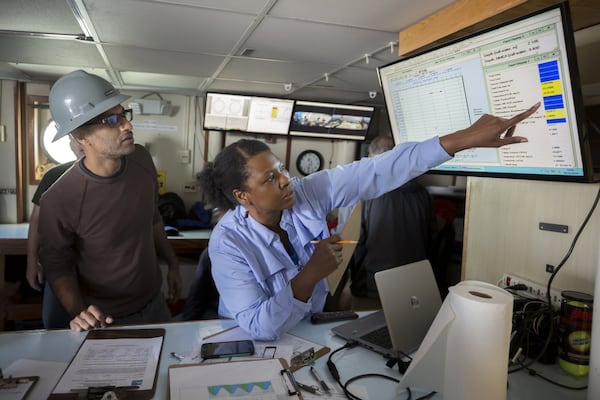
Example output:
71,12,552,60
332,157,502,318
0,317,588,399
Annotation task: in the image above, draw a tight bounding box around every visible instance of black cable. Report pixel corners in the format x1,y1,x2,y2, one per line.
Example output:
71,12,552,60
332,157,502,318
326,341,358,399
326,341,431,400
509,186,600,375
546,185,600,303
524,364,587,390
415,391,438,400
384,351,413,374
343,373,399,400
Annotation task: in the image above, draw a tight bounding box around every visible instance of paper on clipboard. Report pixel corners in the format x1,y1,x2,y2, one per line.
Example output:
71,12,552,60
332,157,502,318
168,358,302,400
49,328,165,399
2,359,67,400
183,326,330,371
327,201,361,293
0,375,38,400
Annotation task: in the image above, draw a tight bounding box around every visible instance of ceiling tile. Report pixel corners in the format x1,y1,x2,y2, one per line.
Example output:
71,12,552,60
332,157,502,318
219,58,335,84
0,63,40,80
0,0,81,34
207,78,294,97
292,86,382,106
136,0,273,14
269,0,456,32
5,64,110,82
85,0,254,54
322,67,381,92
121,71,206,91
105,45,224,77
0,37,105,67
0,0,597,109
243,17,398,65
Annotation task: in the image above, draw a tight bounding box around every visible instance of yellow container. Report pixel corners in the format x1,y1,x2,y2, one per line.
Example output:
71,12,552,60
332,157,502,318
557,290,594,376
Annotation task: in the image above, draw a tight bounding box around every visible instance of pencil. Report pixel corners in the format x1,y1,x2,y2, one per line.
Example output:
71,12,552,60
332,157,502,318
310,240,358,244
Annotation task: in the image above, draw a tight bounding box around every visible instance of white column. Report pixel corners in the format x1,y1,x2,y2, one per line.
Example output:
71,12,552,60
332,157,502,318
588,245,600,400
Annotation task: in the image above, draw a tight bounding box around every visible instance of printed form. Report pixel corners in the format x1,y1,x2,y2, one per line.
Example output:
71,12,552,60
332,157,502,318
52,336,162,394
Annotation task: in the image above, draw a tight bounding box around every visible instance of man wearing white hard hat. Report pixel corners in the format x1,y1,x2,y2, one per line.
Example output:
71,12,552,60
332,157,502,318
38,70,182,331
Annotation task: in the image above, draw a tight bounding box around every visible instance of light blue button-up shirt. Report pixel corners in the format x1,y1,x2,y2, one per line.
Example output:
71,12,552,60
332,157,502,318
209,137,451,340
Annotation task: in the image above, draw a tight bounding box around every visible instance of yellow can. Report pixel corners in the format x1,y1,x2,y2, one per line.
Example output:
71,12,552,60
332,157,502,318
557,290,594,376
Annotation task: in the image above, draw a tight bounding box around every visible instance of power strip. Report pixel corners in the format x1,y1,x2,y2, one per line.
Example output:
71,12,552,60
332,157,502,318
501,273,563,309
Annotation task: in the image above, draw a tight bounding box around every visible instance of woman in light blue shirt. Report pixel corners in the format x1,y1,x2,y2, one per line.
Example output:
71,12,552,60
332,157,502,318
198,104,539,340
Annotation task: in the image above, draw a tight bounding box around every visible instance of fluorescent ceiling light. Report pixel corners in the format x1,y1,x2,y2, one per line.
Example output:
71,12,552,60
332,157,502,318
0,30,91,41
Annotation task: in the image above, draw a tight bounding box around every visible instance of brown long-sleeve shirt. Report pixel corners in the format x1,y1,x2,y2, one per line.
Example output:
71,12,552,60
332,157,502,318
39,145,163,317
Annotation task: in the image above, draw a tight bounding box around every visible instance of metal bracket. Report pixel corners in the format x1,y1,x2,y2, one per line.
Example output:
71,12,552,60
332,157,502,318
539,222,568,233
73,385,136,399
290,347,315,369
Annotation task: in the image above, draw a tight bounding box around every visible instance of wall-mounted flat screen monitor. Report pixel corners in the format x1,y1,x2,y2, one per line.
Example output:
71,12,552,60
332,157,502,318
203,92,294,135
246,96,294,135
289,101,374,141
378,3,592,182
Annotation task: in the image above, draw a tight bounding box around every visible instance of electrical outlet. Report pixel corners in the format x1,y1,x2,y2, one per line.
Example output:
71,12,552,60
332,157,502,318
178,149,191,164
501,273,563,309
183,182,197,193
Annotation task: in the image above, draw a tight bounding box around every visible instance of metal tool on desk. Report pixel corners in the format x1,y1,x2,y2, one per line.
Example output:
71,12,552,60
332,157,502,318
290,347,315,370
297,381,321,395
309,365,331,394
0,368,39,398
70,385,140,399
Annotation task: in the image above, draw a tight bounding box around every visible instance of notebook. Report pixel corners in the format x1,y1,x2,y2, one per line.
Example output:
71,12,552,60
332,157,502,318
331,259,442,357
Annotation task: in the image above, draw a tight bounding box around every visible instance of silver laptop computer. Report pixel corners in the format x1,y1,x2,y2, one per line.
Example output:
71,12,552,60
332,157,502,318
331,260,442,357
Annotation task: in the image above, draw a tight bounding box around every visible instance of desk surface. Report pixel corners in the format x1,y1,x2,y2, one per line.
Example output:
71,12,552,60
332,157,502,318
0,317,588,400
0,223,211,241
0,223,29,239
0,223,210,259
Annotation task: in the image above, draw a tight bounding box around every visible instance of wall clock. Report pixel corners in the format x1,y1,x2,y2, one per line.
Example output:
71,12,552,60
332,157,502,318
296,149,323,176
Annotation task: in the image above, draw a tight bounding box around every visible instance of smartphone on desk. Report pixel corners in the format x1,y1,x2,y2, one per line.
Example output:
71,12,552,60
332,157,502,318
200,340,255,359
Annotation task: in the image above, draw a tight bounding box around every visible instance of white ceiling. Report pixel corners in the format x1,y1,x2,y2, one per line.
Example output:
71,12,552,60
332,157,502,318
0,0,599,107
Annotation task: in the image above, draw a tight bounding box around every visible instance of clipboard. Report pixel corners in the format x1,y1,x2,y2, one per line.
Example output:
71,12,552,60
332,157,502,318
168,358,303,400
327,201,361,293
48,328,165,400
200,326,330,372
0,375,39,400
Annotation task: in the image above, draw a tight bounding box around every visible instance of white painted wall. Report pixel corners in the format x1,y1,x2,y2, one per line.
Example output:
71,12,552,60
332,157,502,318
222,132,359,178
463,177,599,296
0,80,364,223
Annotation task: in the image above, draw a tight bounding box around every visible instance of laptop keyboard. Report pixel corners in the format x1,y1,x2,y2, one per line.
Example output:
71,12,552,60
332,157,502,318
360,326,393,349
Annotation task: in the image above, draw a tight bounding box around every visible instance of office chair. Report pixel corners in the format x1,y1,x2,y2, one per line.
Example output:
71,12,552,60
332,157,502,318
182,248,220,320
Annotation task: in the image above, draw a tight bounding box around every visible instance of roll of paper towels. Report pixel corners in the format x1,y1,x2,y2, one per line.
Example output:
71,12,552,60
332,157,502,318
398,282,513,400
587,246,600,400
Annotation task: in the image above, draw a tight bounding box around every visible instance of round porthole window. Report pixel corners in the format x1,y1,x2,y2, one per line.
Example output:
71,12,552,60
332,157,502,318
42,120,77,164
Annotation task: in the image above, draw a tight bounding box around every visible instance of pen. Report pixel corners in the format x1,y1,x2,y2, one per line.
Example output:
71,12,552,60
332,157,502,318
310,366,331,394
170,352,184,361
310,240,358,244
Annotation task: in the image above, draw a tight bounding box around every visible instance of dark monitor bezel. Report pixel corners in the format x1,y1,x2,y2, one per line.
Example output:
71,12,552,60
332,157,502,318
202,92,294,135
377,2,593,183
289,100,375,142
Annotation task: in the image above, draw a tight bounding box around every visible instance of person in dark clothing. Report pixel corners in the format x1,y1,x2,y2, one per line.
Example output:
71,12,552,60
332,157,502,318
39,70,181,331
26,136,85,328
347,136,438,310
